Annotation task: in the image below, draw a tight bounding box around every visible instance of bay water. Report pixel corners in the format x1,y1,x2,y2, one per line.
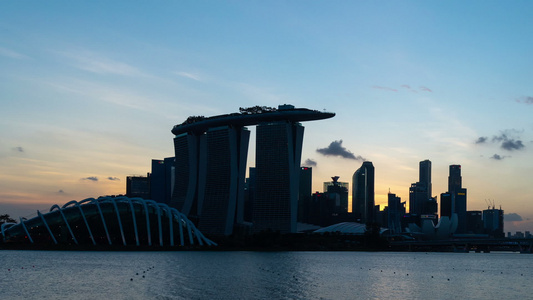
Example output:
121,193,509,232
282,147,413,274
1,250,531,299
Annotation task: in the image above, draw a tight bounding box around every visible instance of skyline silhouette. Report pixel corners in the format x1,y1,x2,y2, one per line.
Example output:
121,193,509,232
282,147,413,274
1,2,532,234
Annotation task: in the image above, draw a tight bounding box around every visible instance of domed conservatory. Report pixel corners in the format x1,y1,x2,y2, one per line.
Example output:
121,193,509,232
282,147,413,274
1,196,216,248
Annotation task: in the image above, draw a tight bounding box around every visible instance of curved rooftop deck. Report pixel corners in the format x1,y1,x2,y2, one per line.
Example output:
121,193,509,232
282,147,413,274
171,105,335,135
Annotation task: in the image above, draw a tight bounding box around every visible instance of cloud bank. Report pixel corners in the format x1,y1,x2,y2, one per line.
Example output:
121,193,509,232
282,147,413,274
505,213,523,222
475,130,526,156
316,140,365,161
303,159,317,167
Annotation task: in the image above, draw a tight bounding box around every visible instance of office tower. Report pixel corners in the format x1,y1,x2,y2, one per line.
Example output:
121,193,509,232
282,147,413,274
440,193,452,218
170,133,201,216
419,159,432,198
448,165,462,194
387,193,405,234
326,176,349,214
253,121,304,233
483,207,504,238
467,211,483,234
324,176,349,213
298,167,312,223
150,157,175,204
126,174,150,199
198,126,250,236
244,167,256,222
409,160,435,217
455,188,467,233
323,179,349,193
445,164,467,233
352,161,375,224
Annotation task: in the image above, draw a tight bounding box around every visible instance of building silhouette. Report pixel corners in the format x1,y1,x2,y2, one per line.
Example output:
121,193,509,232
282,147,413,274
445,165,467,234
419,159,432,197
126,175,150,199
324,176,349,214
150,157,174,204
169,105,334,236
409,160,437,222
483,207,504,238
387,192,406,234
352,161,375,224
298,167,312,223
252,121,303,234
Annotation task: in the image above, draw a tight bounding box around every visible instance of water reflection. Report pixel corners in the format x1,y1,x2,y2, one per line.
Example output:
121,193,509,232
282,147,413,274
0,251,531,299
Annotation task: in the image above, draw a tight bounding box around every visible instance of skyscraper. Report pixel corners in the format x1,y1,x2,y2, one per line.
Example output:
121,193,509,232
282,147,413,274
409,160,435,218
197,126,250,236
298,167,312,223
387,192,405,234
446,164,467,234
352,161,375,224
150,157,175,204
419,159,432,198
448,165,462,194
252,121,304,234
169,105,334,236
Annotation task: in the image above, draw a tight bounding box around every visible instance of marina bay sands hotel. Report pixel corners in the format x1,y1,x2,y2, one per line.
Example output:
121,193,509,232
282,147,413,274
170,104,334,237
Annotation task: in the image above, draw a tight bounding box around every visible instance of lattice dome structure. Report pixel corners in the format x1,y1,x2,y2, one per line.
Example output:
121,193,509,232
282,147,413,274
1,196,216,247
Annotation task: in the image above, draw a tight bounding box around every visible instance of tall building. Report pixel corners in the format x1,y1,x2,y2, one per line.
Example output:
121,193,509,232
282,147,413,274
150,157,175,204
326,176,349,214
352,161,375,224
387,192,406,234
169,104,334,237
324,176,349,213
170,133,201,217
419,159,432,198
126,174,150,199
448,165,462,194
446,164,467,234
440,192,452,218
483,207,504,238
197,126,250,236
170,126,250,237
298,167,312,223
409,160,435,218
253,121,304,233
467,210,483,234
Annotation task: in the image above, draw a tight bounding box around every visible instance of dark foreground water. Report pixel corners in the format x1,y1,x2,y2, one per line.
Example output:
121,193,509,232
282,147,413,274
0,250,531,299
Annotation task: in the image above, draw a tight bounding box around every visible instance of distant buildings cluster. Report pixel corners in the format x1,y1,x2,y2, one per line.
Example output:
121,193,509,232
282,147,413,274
126,105,504,240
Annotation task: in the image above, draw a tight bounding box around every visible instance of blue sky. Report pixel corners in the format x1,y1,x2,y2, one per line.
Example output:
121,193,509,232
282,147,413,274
1,1,532,232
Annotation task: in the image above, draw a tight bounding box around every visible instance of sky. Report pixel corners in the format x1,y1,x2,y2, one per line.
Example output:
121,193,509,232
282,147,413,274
1,1,532,233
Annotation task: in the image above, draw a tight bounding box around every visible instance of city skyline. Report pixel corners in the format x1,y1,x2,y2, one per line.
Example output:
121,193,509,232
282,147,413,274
1,2,532,233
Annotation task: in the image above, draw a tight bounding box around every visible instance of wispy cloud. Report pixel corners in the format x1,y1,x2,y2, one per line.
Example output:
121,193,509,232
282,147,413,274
107,177,120,181
317,140,365,161
303,159,317,167
516,96,533,104
374,85,432,93
57,189,65,194
0,47,28,59
490,154,507,160
475,137,488,144
59,50,145,76
81,176,98,182
174,71,201,81
372,86,397,92
12,146,24,153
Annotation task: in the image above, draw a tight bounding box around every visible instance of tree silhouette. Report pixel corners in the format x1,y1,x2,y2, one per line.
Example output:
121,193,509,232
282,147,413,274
0,214,16,225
